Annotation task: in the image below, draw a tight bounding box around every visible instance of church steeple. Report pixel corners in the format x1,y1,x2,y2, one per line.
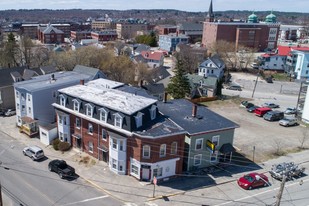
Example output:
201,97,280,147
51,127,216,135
206,0,214,22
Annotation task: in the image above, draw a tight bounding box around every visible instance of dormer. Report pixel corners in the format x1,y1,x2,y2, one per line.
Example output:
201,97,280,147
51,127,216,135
85,103,94,117
99,108,109,122
149,105,157,120
72,99,81,112
135,112,144,128
59,94,67,107
113,113,124,128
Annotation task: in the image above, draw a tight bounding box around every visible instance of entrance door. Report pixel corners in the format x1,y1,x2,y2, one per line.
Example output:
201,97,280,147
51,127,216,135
102,151,108,163
142,168,150,181
76,138,81,149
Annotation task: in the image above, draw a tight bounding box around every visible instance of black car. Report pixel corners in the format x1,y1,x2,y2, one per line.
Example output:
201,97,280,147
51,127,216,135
247,105,260,113
48,159,75,179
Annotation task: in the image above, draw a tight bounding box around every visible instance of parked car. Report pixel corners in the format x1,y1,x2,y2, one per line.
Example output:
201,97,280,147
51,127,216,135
263,111,284,121
5,109,16,116
240,101,255,108
226,85,242,91
279,117,298,127
247,105,260,113
48,159,75,179
284,107,297,115
262,102,279,108
255,107,272,117
23,146,45,161
251,63,259,69
237,172,269,190
269,162,305,181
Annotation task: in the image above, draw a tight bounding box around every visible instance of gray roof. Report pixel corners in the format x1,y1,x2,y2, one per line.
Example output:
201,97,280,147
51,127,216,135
143,83,165,96
200,55,225,69
40,25,64,34
14,71,93,92
40,65,57,75
157,99,239,135
186,74,217,88
116,85,156,99
178,22,203,31
73,65,106,79
134,44,150,54
0,67,27,87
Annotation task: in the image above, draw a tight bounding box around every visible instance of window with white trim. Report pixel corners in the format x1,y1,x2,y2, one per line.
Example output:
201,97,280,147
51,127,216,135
58,115,63,124
112,158,117,169
59,132,64,141
73,99,80,112
85,104,93,117
153,167,163,177
59,95,66,106
88,123,93,134
143,145,150,158
195,138,203,150
171,142,177,155
131,164,139,175
27,94,31,101
102,129,107,140
16,91,19,98
112,138,117,149
159,144,166,157
100,108,108,122
212,135,220,146
88,141,93,153
149,105,157,120
210,151,218,162
76,118,80,129
114,114,123,128
28,107,31,114
119,140,124,151
16,103,20,110
194,154,202,166
135,112,143,128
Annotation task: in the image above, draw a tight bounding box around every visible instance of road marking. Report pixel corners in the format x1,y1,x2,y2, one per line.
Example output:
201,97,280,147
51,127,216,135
215,178,309,206
59,195,108,206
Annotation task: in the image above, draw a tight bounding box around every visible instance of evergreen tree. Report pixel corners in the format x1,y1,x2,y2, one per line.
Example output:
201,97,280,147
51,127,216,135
166,56,191,99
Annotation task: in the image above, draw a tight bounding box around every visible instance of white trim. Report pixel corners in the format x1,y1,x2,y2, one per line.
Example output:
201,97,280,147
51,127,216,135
143,145,150,158
194,154,202,166
195,138,203,150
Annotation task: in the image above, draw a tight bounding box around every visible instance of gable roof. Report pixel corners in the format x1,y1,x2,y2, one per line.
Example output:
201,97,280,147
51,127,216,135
200,55,225,68
185,74,217,88
0,67,27,87
157,99,239,135
134,44,150,54
73,65,107,79
140,51,164,61
277,45,309,56
40,65,57,75
41,24,64,34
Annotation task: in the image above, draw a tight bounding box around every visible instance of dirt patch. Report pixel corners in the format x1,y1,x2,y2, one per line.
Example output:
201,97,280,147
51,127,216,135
73,154,97,167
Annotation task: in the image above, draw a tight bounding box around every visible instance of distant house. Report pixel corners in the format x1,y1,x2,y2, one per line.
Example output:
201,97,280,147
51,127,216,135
157,99,239,171
198,55,225,79
0,67,41,110
38,24,65,44
133,44,151,56
158,34,189,53
185,74,218,98
177,22,203,43
73,65,107,79
257,53,286,71
91,30,118,42
134,51,164,68
287,49,309,80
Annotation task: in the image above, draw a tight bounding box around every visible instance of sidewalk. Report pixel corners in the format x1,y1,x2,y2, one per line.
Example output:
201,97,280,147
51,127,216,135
1,116,309,205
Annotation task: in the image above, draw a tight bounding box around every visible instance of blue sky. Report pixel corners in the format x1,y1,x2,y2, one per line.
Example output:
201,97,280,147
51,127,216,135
0,0,307,12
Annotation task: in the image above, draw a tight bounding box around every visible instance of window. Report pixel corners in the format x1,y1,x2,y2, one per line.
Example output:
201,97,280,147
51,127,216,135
59,132,63,141
86,104,93,117
16,103,20,110
22,105,25,112
149,105,157,120
16,91,19,98
119,140,124,151
143,145,150,158
28,107,31,114
73,99,80,112
153,167,163,177
112,138,117,149
27,94,31,101
58,115,63,124
171,142,177,155
63,116,67,125
88,123,93,134
112,158,117,169
102,129,107,140
159,144,166,157
131,164,139,175
194,154,202,166
114,114,123,128
210,151,218,162
21,93,25,101
135,112,143,128
100,108,108,122
88,141,93,153
195,138,203,150
76,118,80,129
59,95,66,106
212,135,220,146
306,70,309,75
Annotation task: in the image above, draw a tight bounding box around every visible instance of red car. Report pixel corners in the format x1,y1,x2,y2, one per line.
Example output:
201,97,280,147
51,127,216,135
237,172,269,190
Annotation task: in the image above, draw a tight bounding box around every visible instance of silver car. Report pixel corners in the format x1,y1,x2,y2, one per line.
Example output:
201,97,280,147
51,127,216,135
279,117,298,127
23,146,45,161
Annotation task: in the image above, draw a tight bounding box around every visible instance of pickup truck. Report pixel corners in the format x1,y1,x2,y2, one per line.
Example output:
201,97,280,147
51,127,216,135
48,159,75,179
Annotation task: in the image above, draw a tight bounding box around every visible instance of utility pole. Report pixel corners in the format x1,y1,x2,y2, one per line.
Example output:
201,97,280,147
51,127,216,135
252,72,259,98
275,174,287,206
0,180,3,206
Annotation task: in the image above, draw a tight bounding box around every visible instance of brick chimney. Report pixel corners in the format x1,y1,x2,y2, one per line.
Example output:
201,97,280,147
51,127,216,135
192,104,197,117
163,92,168,103
80,79,84,85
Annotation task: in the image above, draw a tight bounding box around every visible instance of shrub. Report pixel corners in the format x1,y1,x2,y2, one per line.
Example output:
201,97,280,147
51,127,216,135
52,138,61,151
58,141,71,152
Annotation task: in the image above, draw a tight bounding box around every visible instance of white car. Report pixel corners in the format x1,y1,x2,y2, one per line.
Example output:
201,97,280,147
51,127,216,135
279,117,298,127
284,108,297,115
23,146,45,161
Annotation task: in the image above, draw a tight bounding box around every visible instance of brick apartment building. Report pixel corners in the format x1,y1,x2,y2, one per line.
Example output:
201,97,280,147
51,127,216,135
202,0,280,51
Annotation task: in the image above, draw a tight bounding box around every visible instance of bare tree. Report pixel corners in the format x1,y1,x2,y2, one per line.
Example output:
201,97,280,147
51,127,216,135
237,45,258,70
298,127,309,149
272,139,284,156
209,40,238,70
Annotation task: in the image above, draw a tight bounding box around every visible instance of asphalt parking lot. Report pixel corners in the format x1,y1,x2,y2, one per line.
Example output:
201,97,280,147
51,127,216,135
209,72,307,162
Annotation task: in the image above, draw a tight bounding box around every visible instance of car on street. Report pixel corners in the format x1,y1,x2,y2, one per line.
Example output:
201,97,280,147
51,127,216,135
23,146,45,161
284,107,297,115
247,105,260,113
279,117,298,127
48,159,75,179
262,102,279,108
5,109,16,116
237,172,269,190
226,85,242,91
